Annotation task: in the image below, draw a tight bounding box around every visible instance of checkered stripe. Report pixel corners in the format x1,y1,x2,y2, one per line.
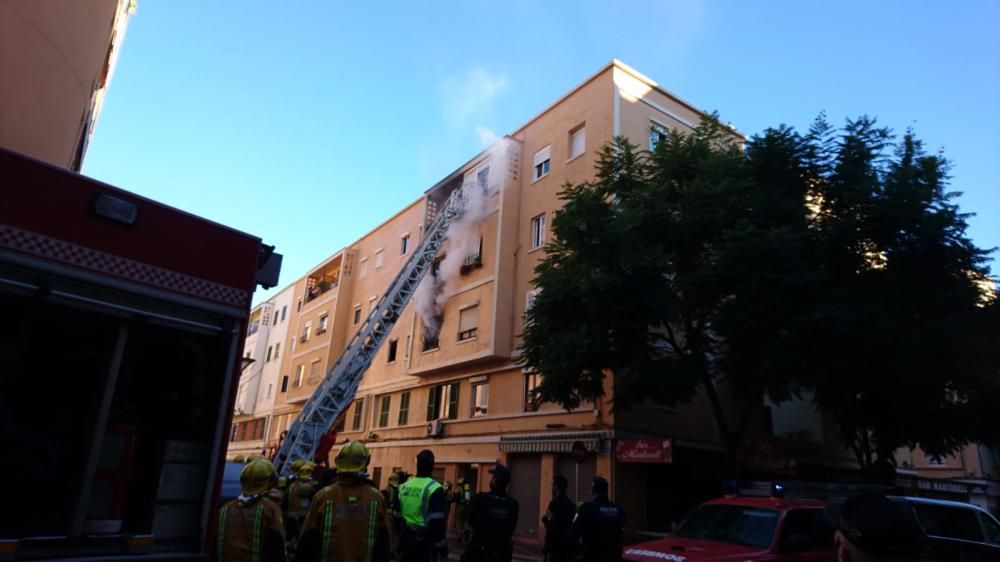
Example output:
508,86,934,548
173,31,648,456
0,224,251,308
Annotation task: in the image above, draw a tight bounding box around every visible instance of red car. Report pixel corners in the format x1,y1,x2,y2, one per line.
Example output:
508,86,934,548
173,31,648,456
624,496,834,562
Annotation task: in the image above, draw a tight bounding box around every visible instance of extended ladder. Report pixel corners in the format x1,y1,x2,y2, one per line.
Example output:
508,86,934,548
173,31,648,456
273,185,466,474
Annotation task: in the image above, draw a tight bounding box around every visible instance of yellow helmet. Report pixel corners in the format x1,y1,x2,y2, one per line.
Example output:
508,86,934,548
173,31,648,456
233,455,246,463
335,440,370,474
298,461,316,479
290,459,306,474
388,472,401,485
241,458,276,496
245,454,263,464
277,476,288,489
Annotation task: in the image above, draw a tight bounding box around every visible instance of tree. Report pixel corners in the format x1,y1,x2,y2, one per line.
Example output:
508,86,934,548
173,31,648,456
519,114,1000,480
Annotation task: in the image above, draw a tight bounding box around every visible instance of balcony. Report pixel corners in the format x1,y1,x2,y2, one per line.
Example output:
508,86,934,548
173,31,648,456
248,321,260,335
304,255,343,305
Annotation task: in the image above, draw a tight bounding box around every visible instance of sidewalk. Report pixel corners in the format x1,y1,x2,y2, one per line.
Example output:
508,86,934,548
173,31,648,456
446,532,544,562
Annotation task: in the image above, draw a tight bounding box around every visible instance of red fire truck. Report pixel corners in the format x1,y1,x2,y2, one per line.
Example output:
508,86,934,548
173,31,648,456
0,147,281,560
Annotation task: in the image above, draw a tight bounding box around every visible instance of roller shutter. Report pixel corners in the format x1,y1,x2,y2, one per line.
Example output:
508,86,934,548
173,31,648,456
556,454,597,505
508,455,541,536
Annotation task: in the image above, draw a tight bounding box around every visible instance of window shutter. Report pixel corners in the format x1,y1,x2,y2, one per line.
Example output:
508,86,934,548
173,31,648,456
459,306,478,333
571,127,585,158
448,382,460,420
533,145,551,167
426,386,438,421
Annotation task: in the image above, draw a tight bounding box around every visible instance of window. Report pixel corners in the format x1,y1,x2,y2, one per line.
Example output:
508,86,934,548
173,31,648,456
301,323,311,342
927,454,947,465
387,339,398,363
530,214,546,249
423,314,442,350
569,124,586,160
309,359,322,384
912,503,984,542
401,234,410,255
649,121,669,151
371,467,383,489
476,166,490,191
273,310,279,325
426,382,460,421
462,236,483,270
778,509,834,552
266,346,273,362
318,313,329,334
266,383,273,399
281,305,287,321
398,391,411,425
274,342,280,359
458,305,478,341
533,146,551,181
352,399,365,431
471,382,489,417
368,296,377,314
281,375,289,393
353,306,362,325
375,248,384,270
294,364,305,387
378,395,391,428
525,373,542,411
359,257,368,279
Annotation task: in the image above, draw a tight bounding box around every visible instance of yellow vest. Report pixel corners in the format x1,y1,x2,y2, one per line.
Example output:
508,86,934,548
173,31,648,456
399,476,442,528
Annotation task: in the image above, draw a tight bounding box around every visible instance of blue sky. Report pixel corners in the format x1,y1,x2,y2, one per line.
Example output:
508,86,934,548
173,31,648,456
83,1,1000,305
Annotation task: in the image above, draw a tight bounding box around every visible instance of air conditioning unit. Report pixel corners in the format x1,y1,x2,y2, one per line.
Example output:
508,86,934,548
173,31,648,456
426,419,444,437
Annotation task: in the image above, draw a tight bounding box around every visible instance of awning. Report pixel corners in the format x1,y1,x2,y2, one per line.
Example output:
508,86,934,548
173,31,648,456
499,431,609,454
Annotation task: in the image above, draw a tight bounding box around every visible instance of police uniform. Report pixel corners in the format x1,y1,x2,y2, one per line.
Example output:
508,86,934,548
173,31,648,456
463,490,519,562
569,477,625,562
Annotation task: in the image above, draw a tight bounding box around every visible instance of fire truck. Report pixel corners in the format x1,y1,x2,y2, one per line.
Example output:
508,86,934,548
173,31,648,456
0,147,281,560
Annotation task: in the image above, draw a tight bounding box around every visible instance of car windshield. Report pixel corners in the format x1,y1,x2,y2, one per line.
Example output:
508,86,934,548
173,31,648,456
674,504,780,548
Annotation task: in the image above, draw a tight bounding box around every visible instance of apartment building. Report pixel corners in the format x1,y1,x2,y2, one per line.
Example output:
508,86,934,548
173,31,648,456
244,60,998,534
0,0,134,170
228,284,296,459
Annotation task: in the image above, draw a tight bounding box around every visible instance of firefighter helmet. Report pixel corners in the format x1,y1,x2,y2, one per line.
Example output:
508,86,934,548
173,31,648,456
241,458,276,496
335,440,371,474
298,461,316,479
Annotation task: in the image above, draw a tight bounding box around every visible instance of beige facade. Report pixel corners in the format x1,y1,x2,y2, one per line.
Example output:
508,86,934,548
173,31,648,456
0,0,134,170
245,60,997,535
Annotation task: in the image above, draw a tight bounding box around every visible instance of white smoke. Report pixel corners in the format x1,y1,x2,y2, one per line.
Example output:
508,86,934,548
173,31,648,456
414,139,513,337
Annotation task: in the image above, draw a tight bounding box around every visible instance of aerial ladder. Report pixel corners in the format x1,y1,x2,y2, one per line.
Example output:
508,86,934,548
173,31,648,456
273,184,467,475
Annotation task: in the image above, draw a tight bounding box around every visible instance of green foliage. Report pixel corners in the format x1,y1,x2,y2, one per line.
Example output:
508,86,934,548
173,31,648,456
519,113,999,476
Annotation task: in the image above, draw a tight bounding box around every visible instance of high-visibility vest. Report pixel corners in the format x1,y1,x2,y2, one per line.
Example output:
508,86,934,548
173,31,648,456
399,476,443,528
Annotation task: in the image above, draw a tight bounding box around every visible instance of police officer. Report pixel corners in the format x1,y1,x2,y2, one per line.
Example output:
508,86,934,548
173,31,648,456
398,450,448,562
214,458,287,562
295,441,391,562
541,475,576,562
382,471,404,557
569,476,625,562
463,464,519,562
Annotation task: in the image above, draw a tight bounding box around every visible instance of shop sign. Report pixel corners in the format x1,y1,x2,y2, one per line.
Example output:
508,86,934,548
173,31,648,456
616,439,673,463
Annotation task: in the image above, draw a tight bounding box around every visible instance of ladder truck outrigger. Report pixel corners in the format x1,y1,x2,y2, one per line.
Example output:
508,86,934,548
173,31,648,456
273,184,469,474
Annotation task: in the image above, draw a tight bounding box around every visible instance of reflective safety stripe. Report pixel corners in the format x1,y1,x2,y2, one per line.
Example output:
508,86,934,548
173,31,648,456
217,505,229,562
366,500,377,562
322,500,333,561
252,504,263,562
420,479,435,525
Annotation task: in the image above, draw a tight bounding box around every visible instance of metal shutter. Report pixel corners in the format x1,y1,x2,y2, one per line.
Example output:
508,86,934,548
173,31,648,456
509,455,542,536
556,455,598,505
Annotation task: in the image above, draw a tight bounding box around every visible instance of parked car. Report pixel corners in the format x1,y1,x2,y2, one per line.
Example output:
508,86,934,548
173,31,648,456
889,496,1000,561
623,496,834,561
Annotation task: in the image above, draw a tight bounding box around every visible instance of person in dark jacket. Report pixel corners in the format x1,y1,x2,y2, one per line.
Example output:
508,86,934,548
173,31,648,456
541,475,576,562
462,464,519,562
569,476,625,562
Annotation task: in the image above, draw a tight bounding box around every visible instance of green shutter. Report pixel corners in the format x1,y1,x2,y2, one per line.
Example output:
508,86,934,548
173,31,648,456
426,386,438,421
448,382,460,420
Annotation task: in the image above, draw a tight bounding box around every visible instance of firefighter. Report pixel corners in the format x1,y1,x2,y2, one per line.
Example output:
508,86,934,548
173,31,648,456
452,477,471,543
382,471,405,556
285,461,319,551
398,450,448,562
568,476,625,562
462,464,518,562
294,440,391,562
214,458,286,562
541,475,576,562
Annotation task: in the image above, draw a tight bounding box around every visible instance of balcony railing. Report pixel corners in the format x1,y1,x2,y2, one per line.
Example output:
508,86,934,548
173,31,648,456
305,279,338,304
